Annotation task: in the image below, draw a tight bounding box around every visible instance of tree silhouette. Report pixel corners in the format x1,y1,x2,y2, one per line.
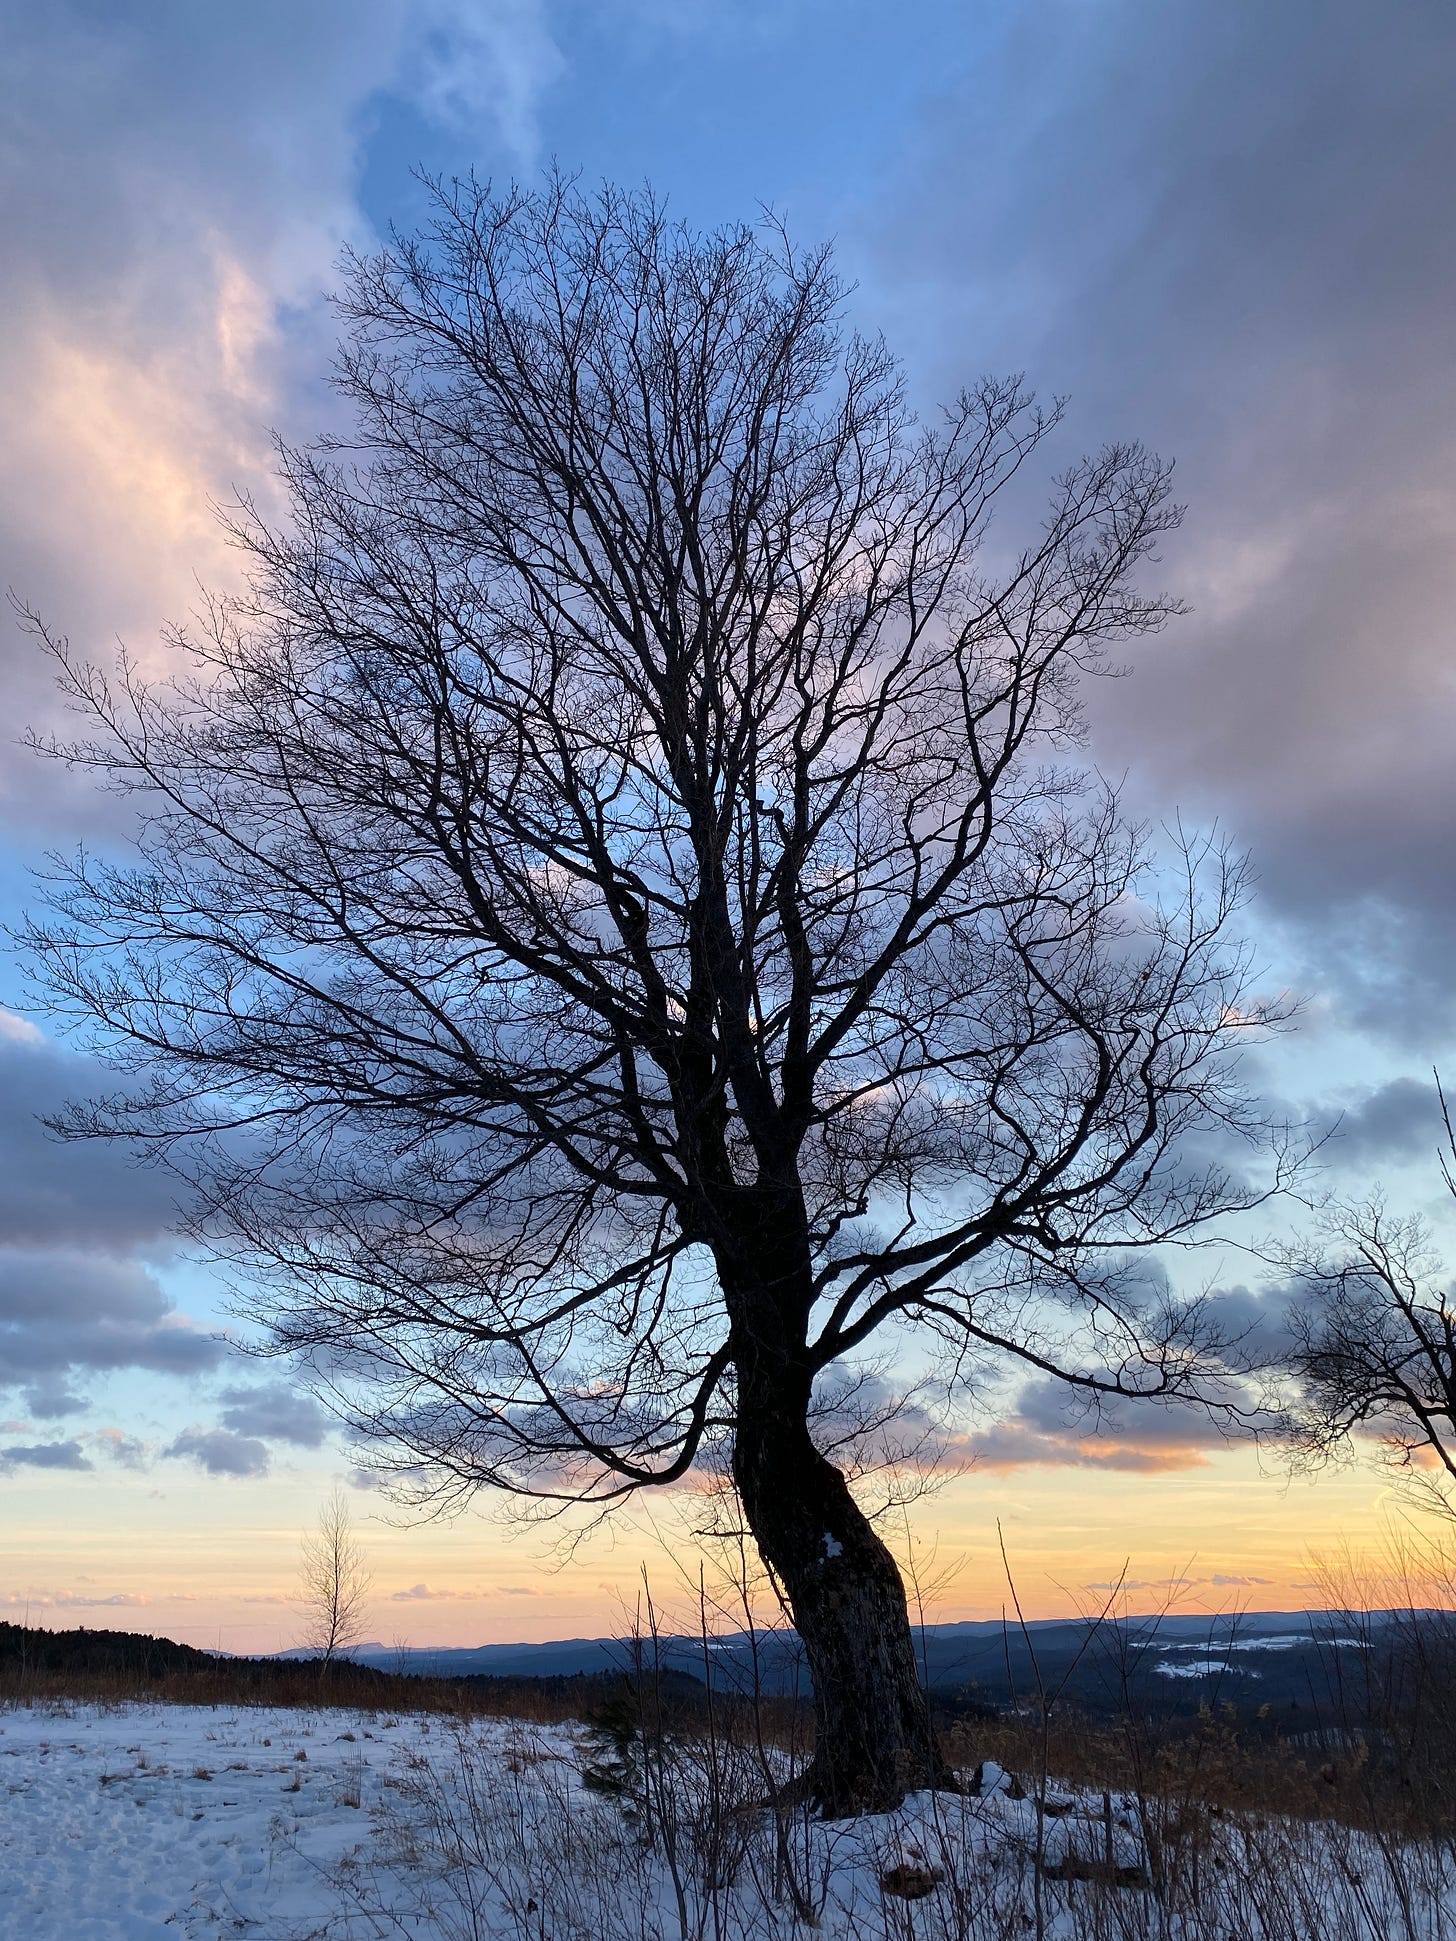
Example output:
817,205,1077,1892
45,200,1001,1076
298,1488,372,1669
25,177,1288,1812
1280,1076,1456,1518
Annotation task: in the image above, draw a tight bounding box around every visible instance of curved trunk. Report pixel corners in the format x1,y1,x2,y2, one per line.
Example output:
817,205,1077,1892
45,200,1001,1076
727,1264,955,1816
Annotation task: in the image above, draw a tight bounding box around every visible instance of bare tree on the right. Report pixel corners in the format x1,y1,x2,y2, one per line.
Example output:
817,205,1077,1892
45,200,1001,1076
1279,1078,1456,1515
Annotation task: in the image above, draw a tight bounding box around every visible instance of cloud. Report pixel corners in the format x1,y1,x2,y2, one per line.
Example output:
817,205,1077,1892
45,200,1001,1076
0,1033,184,1254
388,1580,543,1600
965,1423,1208,1476
0,1,565,838
962,1377,1247,1475
404,0,564,160
0,1588,151,1608
145,1382,344,1481
1084,1577,1199,1595
346,1462,434,1493
0,1252,221,1386
0,954,229,1433
1191,1284,1300,1367
0,3,568,1467
1083,1572,1274,1595
90,1427,151,1470
20,1383,88,1420
870,0,1456,1037
0,1033,225,1425
165,1426,270,1478
802,1361,1255,1478
0,1439,92,1472
216,1383,330,1449
1321,1077,1447,1169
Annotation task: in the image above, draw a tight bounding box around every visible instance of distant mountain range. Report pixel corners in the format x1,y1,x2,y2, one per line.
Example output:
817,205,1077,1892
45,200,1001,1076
8,1607,1439,1719
299,1608,1420,1715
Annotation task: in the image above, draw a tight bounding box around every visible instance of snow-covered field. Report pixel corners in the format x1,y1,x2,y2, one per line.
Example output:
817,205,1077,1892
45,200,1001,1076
0,1700,460,1938
1,1699,1451,1939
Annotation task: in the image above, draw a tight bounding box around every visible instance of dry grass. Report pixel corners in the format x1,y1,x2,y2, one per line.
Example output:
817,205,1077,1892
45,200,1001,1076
339,1704,1456,1941
938,1606,1456,1848
0,1649,658,1723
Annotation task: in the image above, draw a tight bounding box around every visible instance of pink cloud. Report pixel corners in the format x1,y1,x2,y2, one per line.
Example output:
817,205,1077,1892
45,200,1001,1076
0,1588,151,1608
964,1423,1210,1475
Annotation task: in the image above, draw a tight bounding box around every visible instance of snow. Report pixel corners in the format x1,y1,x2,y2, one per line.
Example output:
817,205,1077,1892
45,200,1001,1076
1229,1633,1361,1652
1,1698,1450,1938
1149,1633,1366,1673
0,1699,475,1938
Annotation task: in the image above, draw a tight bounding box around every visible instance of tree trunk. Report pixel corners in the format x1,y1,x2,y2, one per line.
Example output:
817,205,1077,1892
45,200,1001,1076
727,1272,956,1816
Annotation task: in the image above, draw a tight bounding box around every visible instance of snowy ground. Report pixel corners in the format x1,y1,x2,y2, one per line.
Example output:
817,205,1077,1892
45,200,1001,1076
0,1700,1042,1939
1,1699,1451,1938
0,1700,480,1938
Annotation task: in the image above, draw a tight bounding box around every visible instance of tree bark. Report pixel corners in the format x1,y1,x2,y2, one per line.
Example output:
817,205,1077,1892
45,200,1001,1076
723,1218,957,1815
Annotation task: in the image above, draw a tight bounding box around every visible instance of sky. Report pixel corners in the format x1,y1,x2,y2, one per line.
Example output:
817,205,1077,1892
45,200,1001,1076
2,0,1455,1651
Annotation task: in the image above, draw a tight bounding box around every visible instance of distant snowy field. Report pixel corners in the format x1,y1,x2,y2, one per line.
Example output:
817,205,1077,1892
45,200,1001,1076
1,1700,1450,1938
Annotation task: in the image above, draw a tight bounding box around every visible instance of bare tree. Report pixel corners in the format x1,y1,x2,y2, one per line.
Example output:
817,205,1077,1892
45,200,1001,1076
299,1487,373,1667
1279,1077,1456,1516
23,177,1290,1812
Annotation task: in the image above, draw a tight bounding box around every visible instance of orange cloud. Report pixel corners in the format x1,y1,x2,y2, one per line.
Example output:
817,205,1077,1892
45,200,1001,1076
964,1423,1210,1474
